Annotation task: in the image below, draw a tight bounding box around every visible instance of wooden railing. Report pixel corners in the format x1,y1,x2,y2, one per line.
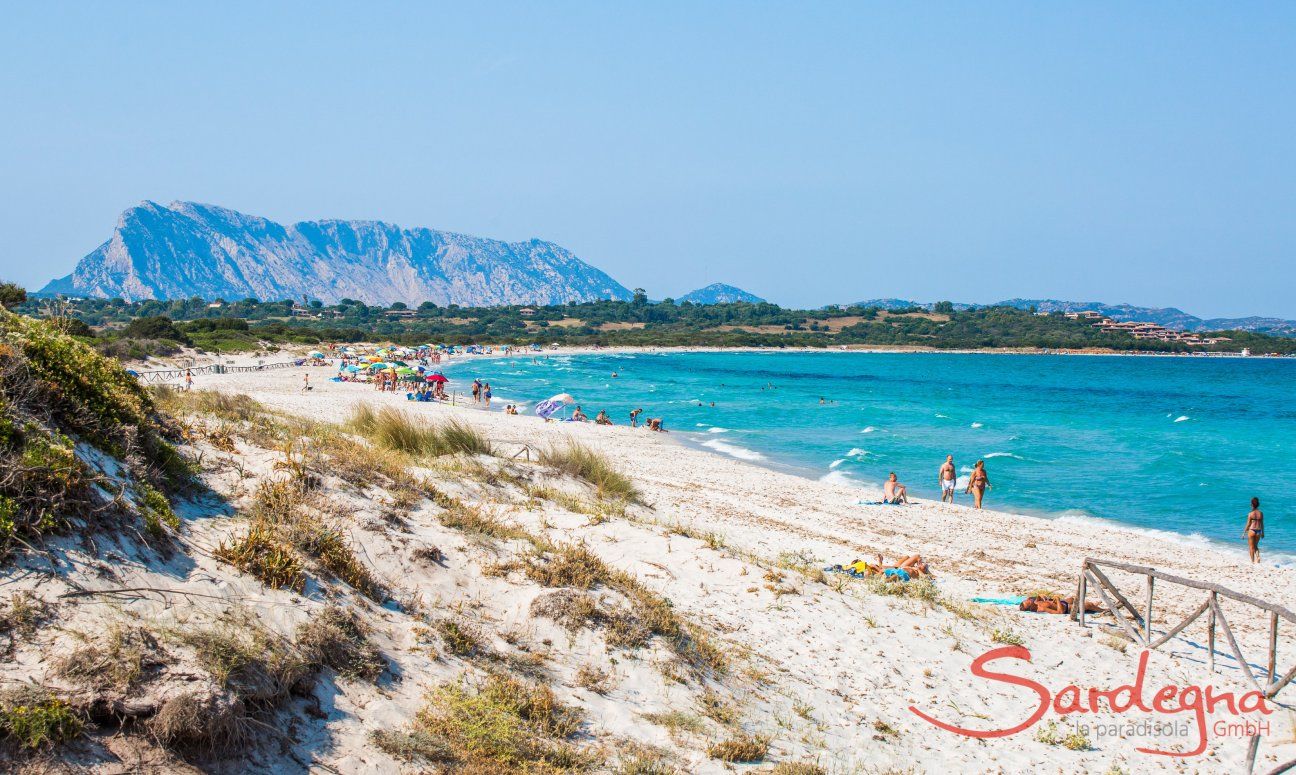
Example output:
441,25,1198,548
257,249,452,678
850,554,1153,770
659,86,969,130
1074,558,1295,773
132,360,301,383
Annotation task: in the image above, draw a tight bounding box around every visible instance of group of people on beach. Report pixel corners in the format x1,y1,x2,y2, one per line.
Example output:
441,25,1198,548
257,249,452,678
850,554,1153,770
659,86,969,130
470,379,492,408
881,455,991,508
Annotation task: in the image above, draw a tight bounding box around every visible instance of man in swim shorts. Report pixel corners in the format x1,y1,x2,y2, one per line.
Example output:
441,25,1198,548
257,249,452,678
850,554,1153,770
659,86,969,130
938,455,956,503
883,472,909,504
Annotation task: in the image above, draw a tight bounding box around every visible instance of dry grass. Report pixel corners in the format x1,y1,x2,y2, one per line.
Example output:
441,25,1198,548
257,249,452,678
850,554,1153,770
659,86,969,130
706,733,769,763
348,404,492,457
439,503,529,541
397,673,594,771
770,762,827,775
641,710,706,736
295,606,385,681
574,663,614,695
217,479,384,600
697,691,738,726
214,524,306,592
436,618,487,659
171,612,310,704
519,541,726,677
369,727,455,764
148,688,251,753
54,623,161,691
0,590,53,644
540,442,640,503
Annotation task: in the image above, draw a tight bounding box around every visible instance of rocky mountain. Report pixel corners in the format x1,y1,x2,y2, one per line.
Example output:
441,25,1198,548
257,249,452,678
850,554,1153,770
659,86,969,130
41,201,632,306
676,283,765,304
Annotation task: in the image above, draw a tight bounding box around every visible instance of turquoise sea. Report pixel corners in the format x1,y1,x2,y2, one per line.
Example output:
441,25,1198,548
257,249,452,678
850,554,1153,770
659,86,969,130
454,351,1294,563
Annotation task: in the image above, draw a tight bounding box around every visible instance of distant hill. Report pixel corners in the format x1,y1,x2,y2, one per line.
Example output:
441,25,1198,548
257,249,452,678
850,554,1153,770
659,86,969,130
848,298,924,311
676,283,765,304
993,299,1296,336
41,201,632,307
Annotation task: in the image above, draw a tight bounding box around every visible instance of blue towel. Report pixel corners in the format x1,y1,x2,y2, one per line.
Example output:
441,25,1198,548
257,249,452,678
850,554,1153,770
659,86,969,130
970,595,1028,606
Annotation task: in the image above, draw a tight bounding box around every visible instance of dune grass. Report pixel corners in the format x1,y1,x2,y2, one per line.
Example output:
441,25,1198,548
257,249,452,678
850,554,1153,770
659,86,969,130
215,479,383,600
707,733,769,763
519,541,726,677
406,673,593,771
347,404,491,457
540,441,640,503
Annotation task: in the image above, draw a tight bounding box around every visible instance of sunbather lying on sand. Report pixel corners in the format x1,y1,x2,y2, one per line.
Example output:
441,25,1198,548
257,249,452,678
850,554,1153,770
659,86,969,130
1019,595,1105,615
878,553,930,581
829,554,932,581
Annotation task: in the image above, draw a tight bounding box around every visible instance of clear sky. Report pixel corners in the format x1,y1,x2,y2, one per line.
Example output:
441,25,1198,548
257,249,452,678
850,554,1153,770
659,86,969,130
2,3,1293,318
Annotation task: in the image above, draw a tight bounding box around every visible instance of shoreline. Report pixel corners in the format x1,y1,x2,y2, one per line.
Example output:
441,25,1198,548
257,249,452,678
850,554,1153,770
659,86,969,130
155,346,1294,565
432,349,1294,567
191,357,1293,607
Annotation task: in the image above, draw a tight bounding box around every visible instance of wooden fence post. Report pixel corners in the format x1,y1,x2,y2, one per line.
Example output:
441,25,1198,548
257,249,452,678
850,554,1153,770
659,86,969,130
1271,612,1280,686
1207,591,1216,674
1144,575,1154,644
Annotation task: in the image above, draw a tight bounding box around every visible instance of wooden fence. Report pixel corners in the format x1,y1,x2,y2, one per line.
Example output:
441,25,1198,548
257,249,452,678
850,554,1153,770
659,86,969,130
1074,558,1295,773
132,360,301,383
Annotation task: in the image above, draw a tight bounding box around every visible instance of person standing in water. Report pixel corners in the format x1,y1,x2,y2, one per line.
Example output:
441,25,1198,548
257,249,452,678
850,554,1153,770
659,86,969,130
966,460,989,509
1244,497,1264,563
482,382,492,409
938,455,956,503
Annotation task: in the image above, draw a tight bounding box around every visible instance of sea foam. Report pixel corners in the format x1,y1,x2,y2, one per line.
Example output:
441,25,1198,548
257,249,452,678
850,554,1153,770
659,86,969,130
701,438,766,461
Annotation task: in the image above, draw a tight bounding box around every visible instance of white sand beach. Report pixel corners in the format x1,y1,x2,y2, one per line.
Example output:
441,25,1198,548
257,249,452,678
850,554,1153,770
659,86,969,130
159,353,1296,772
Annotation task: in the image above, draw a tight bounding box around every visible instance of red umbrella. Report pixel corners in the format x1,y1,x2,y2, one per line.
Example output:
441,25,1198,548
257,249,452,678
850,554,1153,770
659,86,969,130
425,374,448,383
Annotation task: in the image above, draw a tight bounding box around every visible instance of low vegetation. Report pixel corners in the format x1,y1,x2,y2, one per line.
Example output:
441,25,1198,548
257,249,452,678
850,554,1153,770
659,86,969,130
380,673,594,771
348,404,491,457
0,310,192,558
516,541,726,677
215,479,384,600
29,295,1296,354
540,441,640,503
294,606,385,681
706,733,769,763
0,688,84,750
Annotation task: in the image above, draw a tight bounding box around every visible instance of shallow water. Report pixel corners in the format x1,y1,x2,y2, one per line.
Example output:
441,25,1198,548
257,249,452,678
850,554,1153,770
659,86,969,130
456,351,1295,561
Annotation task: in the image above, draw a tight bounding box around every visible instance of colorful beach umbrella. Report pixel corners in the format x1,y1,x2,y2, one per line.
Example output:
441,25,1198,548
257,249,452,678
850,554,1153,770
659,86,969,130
425,373,448,383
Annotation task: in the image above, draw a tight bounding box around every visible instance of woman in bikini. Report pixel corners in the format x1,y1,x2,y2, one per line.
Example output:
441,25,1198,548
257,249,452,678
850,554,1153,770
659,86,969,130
1245,497,1264,564
967,460,989,509
1020,595,1105,615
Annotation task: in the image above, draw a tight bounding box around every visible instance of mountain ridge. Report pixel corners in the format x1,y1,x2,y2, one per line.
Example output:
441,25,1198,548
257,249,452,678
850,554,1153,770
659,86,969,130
676,283,765,304
41,201,632,306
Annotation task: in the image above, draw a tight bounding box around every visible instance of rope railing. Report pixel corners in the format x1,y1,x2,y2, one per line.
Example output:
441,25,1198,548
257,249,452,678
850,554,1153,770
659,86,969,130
1074,558,1295,774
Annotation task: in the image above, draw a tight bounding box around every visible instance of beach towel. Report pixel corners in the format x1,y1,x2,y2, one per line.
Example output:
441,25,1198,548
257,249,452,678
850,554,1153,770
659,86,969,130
970,595,1027,606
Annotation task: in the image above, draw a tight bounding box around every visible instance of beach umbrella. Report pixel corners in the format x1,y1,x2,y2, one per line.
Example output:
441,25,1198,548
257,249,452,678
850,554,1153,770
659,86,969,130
425,374,448,383
395,367,416,376
344,365,361,372
533,393,575,420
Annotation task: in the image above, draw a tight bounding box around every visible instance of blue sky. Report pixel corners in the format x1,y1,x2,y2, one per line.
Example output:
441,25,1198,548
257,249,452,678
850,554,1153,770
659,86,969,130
1,3,1293,317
